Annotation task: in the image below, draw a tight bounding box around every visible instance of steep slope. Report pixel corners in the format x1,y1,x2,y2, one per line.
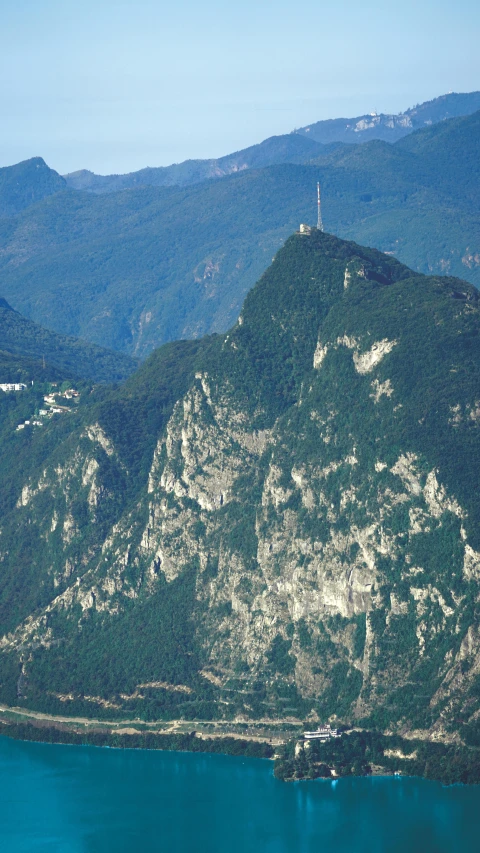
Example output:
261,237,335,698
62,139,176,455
297,91,480,145
0,231,479,746
0,297,137,382
0,158,66,218
0,112,478,357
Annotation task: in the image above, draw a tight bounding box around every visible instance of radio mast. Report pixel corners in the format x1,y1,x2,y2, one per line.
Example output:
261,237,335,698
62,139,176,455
317,182,324,232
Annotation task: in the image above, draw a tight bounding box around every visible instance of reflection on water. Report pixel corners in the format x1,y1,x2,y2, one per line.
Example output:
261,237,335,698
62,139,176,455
0,736,478,852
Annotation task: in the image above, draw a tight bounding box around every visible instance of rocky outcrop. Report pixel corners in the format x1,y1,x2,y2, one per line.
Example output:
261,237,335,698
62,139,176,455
0,230,479,737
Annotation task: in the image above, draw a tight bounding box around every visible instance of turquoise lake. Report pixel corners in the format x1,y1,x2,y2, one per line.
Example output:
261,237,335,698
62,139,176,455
0,736,479,852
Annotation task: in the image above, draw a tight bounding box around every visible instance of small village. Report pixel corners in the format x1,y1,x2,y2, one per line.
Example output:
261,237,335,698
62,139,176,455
0,382,80,431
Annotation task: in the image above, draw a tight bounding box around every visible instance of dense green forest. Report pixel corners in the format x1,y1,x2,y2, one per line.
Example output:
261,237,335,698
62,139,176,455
0,721,274,759
0,298,137,382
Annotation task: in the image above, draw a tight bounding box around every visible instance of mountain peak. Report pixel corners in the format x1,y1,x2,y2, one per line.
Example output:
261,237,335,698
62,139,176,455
295,90,480,145
0,157,66,218
0,229,479,741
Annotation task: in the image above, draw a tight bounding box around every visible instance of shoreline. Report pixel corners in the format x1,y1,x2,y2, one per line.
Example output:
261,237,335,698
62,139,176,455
0,717,276,761
2,704,480,787
2,723,479,790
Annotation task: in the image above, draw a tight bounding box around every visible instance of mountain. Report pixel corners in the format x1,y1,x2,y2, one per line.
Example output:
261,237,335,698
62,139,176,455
64,134,324,194
63,92,480,194
0,297,137,382
0,112,478,358
0,230,479,746
0,169,319,356
0,157,66,218
315,111,480,284
395,111,480,208
296,91,480,145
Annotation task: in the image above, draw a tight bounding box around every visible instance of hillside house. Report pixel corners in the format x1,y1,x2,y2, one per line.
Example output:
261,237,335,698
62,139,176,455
0,383,27,392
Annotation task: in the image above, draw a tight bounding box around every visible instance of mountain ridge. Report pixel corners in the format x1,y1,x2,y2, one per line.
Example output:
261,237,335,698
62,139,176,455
63,91,480,194
296,90,480,145
0,230,479,746
63,134,325,193
0,111,478,357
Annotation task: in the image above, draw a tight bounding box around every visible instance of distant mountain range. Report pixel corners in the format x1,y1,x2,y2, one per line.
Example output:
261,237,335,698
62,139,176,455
296,90,480,144
0,106,478,358
63,134,324,193
63,91,480,194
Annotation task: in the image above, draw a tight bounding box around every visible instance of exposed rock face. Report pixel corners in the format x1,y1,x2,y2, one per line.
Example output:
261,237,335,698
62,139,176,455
0,230,479,739
353,339,397,375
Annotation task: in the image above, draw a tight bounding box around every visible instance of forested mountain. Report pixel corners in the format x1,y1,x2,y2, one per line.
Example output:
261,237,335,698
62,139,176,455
0,297,137,382
0,157,66,218
63,91,480,194
64,134,324,193
0,231,479,746
0,112,478,357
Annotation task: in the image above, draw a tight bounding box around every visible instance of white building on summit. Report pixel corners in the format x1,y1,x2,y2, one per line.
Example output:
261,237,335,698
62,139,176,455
297,182,324,235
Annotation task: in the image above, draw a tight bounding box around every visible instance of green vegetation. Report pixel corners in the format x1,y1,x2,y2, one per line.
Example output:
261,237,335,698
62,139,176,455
0,230,479,743
0,112,478,357
0,157,65,218
274,731,480,786
0,721,274,759
64,132,324,192
65,92,480,192
296,91,480,145
0,298,137,382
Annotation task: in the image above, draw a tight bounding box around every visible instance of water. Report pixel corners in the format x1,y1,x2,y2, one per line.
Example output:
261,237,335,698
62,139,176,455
0,736,479,852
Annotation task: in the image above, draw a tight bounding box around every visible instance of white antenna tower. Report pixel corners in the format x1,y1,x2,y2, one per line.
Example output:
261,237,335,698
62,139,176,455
317,182,324,232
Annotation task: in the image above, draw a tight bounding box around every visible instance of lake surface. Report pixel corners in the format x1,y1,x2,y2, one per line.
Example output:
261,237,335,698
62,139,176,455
0,736,479,852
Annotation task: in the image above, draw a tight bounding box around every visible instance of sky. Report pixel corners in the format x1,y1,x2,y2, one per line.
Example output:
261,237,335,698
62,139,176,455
1,0,479,175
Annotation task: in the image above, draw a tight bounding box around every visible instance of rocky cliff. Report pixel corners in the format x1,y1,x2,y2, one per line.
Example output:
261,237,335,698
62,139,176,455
1,231,479,742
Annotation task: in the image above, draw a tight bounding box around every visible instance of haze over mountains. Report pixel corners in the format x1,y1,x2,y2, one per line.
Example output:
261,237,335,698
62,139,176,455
63,92,480,194
0,157,66,218
296,90,480,145
0,95,478,359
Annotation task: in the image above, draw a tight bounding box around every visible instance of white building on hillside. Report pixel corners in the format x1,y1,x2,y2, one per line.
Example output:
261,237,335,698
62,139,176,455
304,724,341,741
0,383,27,392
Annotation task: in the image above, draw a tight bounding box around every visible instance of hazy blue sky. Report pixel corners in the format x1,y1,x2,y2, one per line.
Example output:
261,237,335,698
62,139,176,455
1,0,479,174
